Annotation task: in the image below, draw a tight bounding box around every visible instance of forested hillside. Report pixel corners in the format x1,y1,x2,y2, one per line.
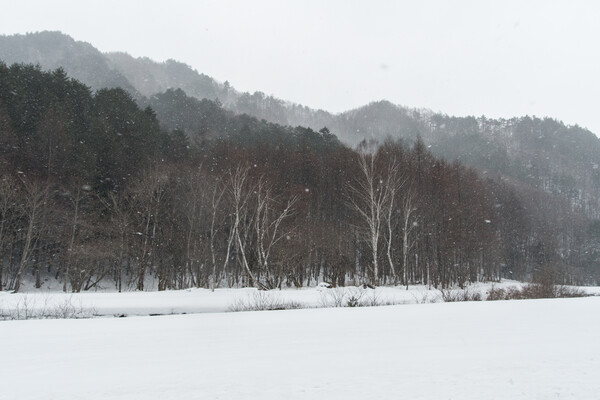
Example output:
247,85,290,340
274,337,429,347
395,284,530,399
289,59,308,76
0,63,597,294
2,31,597,224
0,31,136,95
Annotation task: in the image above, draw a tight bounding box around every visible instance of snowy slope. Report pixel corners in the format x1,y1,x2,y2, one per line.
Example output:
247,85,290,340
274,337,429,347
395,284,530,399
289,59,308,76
2,297,599,400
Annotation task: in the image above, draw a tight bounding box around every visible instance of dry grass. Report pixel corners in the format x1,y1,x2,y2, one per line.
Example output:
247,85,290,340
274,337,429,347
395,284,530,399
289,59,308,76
228,291,304,312
486,283,588,301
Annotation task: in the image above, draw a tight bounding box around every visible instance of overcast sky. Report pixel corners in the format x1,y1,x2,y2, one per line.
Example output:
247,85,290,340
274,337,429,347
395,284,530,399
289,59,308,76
1,0,599,133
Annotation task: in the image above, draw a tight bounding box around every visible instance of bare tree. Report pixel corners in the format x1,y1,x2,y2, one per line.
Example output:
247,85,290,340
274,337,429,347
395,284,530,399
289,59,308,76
226,166,297,290
179,168,228,290
62,181,91,292
208,179,228,291
10,178,48,292
383,162,404,284
180,169,205,288
253,178,297,289
102,191,132,292
131,167,169,291
0,175,18,291
401,188,418,289
229,166,258,287
346,148,398,285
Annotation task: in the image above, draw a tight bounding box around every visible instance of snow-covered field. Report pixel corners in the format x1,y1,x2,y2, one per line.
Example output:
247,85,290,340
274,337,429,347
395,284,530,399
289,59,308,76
2,280,599,318
1,296,599,400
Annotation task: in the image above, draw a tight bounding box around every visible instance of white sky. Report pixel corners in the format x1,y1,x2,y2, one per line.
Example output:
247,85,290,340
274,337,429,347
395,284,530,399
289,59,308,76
1,0,599,134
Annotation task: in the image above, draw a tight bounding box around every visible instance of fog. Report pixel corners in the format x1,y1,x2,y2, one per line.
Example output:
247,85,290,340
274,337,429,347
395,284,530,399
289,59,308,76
2,0,599,133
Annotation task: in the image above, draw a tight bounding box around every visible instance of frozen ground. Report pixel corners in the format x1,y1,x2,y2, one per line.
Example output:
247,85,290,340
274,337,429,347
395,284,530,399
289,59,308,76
1,296,599,400
2,280,599,318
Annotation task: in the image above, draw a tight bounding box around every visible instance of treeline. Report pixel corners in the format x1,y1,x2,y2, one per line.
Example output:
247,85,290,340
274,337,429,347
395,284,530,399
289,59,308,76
0,63,597,292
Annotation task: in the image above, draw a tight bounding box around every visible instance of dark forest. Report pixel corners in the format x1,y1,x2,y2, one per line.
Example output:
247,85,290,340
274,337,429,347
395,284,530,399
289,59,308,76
0,63,597,292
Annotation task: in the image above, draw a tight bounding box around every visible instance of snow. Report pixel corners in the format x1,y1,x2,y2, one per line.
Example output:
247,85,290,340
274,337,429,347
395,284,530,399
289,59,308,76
1,297,599,399
1,281,599,317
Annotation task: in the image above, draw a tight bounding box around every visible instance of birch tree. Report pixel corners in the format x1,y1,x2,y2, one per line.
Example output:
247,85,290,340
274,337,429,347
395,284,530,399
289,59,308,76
229,166,260,288
346,148,398,285
227,167,297,289
208,179,228,291
253,178,297,289
383,162,405,284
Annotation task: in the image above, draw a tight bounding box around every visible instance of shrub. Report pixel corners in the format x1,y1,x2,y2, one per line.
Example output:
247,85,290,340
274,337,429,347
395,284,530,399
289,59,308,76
486,285,507,301
411,289,441,304
319,287,403,308
440,287,482,302
490,283,589,300
0,295,96,320
228,291,304,312
319,287,350,308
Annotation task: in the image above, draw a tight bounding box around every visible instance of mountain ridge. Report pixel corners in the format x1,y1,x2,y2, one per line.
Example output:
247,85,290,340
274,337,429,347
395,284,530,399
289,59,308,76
1,31,594,139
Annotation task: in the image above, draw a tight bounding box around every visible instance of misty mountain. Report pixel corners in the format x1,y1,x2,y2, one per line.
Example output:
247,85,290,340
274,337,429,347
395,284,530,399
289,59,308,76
0,32,335,132
0,31,137,95
2,31,600,218
105,52,221,101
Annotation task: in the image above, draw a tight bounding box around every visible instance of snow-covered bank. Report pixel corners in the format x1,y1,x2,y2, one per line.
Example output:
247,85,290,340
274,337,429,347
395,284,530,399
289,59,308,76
2,297,599,400
1,281,599,318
